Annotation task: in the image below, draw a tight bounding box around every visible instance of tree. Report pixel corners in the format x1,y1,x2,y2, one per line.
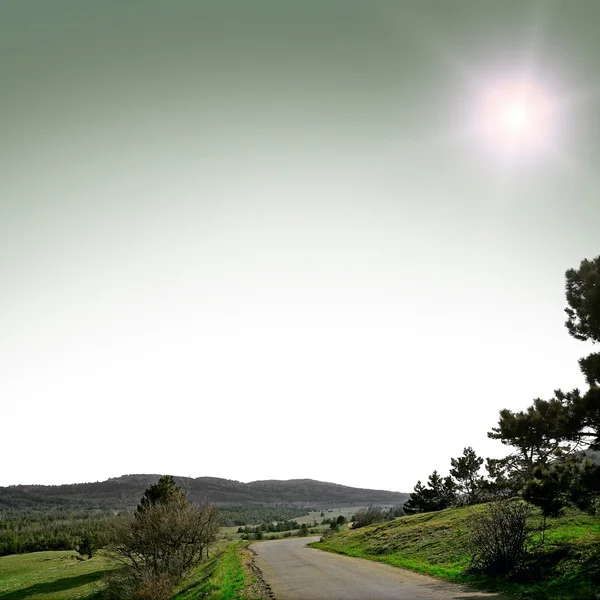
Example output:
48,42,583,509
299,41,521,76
403,471,457,514
579,353,600,387
479,457,521,500
487,255,600,512
524,458,600,517
565,256,600,344
488,395,574,484
565,386,600,450
136,475,183,513
565,256,600,388
76,531,99,560
403,480,428,515
108,478,219,600
427,470,458,510
450,447,484,505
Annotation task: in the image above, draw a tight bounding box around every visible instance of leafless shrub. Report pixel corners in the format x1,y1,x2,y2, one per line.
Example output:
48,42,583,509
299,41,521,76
467,499,532,576
106,497,219,599
351,505,385,529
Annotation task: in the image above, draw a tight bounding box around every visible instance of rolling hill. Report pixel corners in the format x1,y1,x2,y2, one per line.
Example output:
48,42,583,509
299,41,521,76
0,475,409,510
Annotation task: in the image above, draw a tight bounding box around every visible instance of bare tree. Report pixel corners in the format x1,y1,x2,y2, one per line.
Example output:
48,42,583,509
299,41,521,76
107,491,219,599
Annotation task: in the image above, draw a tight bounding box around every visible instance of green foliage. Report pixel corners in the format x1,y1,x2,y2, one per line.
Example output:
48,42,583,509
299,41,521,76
569,386,600,450
449,447,484,505
480,457,521,500
579,352,600,387
565,256,600,344
136,475,183,514
523,464,573,518
488,395,575,483
524,460,600,517
488,387,600,499
237,519,301,535
0,507,115,557
403,471,457,514
218,506,306,527
75,532,99,560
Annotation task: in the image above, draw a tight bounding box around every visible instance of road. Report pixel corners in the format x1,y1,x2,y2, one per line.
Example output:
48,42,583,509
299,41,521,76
251,537,509,600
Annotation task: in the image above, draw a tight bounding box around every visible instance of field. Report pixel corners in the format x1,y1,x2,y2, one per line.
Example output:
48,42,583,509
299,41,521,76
0,545,261,600
0,551,116,600
0,504,375,599
0,505,343,599
294,506,365,525
312,505,600,599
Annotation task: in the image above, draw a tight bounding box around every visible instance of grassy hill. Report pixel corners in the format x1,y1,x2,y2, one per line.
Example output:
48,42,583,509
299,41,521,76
0,475,408,510
312,504,600,599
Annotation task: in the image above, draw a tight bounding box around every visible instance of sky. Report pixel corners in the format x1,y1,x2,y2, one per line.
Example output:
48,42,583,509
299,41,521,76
2,1,600,492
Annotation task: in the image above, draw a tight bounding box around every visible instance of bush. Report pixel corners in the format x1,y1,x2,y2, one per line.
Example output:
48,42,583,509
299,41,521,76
467,500,532,577
351,505,385,529
104,571,176,600
107,477,219,600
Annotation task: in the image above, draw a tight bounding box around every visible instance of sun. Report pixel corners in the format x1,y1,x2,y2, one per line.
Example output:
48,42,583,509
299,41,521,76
475,78,554,158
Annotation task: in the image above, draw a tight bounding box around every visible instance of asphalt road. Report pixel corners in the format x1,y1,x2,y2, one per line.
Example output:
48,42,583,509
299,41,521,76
251,537,510,600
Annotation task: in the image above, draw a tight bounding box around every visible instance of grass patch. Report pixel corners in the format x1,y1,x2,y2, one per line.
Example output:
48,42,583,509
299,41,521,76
173,543,263,600
0,544,264,600
311,505,600,599
0,551,117,600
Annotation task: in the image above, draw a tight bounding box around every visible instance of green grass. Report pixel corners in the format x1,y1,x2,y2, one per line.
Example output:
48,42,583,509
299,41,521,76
173,543,262,600
311,505,600,600
0,551,117,600
0,544,262,600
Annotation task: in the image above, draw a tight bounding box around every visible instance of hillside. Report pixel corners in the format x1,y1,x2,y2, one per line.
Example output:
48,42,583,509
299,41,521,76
0,475,408,510
313,505,600,599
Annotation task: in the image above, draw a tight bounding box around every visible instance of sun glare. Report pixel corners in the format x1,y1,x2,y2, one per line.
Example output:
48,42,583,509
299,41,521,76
476,79,554,158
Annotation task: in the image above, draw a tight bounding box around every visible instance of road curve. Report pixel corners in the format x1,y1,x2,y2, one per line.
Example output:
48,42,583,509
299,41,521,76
251,537,509,600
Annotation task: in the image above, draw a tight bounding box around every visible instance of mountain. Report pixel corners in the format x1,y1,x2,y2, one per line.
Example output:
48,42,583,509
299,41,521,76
0,475,409,510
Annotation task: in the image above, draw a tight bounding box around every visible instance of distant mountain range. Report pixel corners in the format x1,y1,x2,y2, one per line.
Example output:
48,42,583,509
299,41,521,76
0,475,409,510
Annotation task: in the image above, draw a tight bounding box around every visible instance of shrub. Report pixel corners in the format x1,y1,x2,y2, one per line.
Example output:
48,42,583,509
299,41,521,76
104,571,176,600
351,505,385,529
107,477,219,599
467,500,532,577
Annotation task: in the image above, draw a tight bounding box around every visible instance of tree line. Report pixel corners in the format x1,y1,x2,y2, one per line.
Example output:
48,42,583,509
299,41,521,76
0,502,307,557
0,507,115,556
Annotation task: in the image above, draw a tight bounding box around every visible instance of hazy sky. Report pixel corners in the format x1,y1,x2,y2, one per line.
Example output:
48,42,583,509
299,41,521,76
2,1,599,491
